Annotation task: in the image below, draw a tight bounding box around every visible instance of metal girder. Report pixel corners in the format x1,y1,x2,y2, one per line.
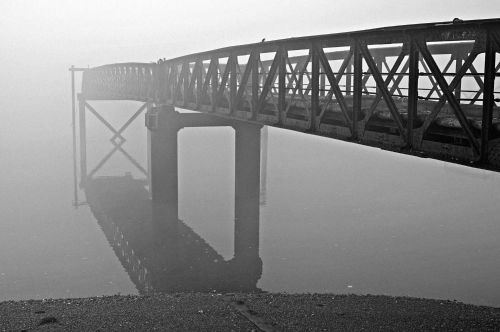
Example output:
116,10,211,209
229,54,237,112
251,51,259,118
311,43,319,130
278,46,287,125
78,19,500,171
481,32,497,161
407,38,419,148
211,57,219,111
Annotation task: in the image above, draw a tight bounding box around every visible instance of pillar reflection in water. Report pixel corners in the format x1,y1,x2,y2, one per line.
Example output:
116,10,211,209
85,105,263,294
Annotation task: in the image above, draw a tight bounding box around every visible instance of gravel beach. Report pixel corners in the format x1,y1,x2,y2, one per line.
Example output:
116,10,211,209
1,293,499,331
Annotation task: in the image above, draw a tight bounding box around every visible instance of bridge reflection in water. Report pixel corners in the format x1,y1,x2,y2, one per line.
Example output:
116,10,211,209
84,108,263,294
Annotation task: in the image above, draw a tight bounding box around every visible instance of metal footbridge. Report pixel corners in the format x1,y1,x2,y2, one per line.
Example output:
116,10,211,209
74,18,500,171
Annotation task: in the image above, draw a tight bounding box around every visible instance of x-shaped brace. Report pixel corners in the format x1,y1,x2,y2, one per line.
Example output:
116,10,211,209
85,102,148,179
416,39,480,155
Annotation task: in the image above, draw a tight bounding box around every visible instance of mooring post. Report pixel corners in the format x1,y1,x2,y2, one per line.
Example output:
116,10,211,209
146,105,180,219
233,122,262,260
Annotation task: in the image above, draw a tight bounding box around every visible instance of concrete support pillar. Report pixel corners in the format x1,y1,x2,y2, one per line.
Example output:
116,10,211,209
146,103,152,197
147,105,180,219
260,126,268,205
233,123,262,260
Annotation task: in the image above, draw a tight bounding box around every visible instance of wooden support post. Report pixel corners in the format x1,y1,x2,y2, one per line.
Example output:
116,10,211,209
481,32,496,163
407,38,419,149
352,42,362,140
78,95,87,187
234,122,261,260
311,43,320,131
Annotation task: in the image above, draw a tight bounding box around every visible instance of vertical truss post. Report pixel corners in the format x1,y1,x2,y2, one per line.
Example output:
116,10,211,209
311,42,320,131
320,67,326,97
481,31,496,163
352,41,362,140
375,55,383,96
454,52,463,101
78,95,87,187
196,60,203,108
166,64,174,103
251,52,260,119
407,37,419,149
229,54,237,113
278,46,287,125
183,62,189,107
153,64,160,102
346,63,352,95
211,57,219,112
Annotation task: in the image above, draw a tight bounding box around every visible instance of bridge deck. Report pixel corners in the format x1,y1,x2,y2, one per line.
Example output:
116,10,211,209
78,18,500,171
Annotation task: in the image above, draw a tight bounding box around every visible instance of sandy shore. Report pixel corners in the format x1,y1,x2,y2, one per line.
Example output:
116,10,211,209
1,293,499,331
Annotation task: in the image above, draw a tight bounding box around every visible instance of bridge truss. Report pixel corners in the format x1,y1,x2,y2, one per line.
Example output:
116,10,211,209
79,19,500,171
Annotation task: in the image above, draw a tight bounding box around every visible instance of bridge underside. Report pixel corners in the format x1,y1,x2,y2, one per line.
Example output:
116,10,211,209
80,19,500,171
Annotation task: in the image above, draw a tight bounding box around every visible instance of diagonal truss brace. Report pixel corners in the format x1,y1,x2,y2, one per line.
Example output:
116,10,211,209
359,41,406,140
84,101,149,179
416,39,480,155
416,49,480,145
361,45,409,136
316,44,353,130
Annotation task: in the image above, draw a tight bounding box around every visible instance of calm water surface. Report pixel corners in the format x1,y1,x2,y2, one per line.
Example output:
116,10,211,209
1,102,499,307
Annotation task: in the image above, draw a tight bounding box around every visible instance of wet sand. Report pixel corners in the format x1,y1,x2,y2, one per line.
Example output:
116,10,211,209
1,293,499,331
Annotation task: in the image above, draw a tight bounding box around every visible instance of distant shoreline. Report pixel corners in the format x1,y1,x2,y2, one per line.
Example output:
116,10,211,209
1,293,499,331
